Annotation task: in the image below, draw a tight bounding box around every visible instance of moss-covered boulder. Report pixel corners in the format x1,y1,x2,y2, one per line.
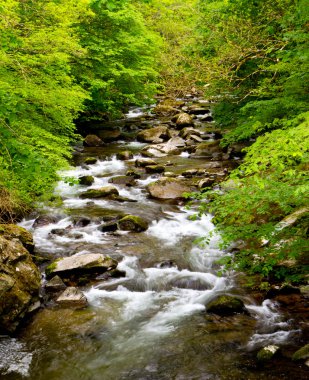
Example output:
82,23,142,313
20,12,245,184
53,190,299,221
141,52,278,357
79,176,95,186
84,134,105,147
147,178,194,199
153,105,179,116
207,295,246,315
0,235,41,333
116,151,133,160
257,345,280,361
175,113,194,128
118,215,149,232
80,186,119,199
137,126,169,143
0,224,34,253
84,157,97,165
292,344,309,361
193,140,223,158
135,158,157,168
45,253,118,283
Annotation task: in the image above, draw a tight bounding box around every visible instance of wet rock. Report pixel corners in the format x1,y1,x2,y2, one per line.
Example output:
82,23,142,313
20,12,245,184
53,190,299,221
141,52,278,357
126,169,142,179
175,113,194,128
49,228,69,236
182,169,199,178
79,175,94,186
135,158,157,168
45,253,118,281
84,134,105,147
108,175,136,187
200,115,214,122
157,260,177,269
118,215,149,232
137,126,169,143
45,275,66,293
112,195,138,203
193,140,223,157
80,186,119,199
145,165,165,174
0,224,34,253
97,128,121,142
292,344,309,361
179,127,202,139
198,177,216,189
164,171,177,177
207,295,246,315
0,235,41,333
147,178,194,200
99,221,118,232
56,287,88,309
116,151,133,160
72,217,91,227
257,345,280,361
141,147,166,158
155,137,186,155
32,215,58,228
188,107,211,115
84,157,97,165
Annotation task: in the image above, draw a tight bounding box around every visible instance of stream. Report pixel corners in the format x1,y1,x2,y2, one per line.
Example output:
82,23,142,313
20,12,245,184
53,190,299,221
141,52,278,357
0,98,306,379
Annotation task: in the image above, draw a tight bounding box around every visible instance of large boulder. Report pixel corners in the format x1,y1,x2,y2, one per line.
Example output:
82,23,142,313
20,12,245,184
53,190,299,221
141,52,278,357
147,178,194,200
80,186,119,199
84,134,105,147
0,224,34,253
45,253,118,283
137,126,169,143
206,295,246,316
0,234,41,333
179,127,202,139
155,137,186,155
32,215,58,228
153,105,179,116
118,215,149,232
193,140,223,158
97,128,121,142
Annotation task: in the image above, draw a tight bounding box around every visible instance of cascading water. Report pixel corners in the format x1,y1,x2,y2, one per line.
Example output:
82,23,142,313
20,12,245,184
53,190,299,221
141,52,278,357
0,104,304,380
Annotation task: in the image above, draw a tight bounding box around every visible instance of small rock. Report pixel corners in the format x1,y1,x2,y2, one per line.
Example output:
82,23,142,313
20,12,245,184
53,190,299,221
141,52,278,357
32,215,58,228
79,176,94,186
56,287,88,308
179,127,202,139
84,157,97,165
80,186,119,199
72,217,91,227
126,169,141,179
99,221,118,233
198,178,216,188
175,113,194,128
145,165,165,174
116,151,133,160
45,275,66,292
153,105,179,116
108,176,136,187
118,215,149,232
155,137,186,155
292,344,309,361
257,345,280,361
207,295,246,315
137,126,169,143
147,178,194,200
135,158,157,168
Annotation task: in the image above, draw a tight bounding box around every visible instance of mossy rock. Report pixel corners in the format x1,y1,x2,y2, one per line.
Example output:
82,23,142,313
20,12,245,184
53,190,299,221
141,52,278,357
292,344,309,361
0,224,34,253
79,176,95,186
207,295,245,315
145,165,165,174
116,151,133,160
84,157,97,165
257,345,280,361
80,186,119,199
108,175,136,187
118,215,149,232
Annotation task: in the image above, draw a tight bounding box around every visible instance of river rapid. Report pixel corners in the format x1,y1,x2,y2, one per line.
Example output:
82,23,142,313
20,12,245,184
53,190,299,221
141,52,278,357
0,98,307,379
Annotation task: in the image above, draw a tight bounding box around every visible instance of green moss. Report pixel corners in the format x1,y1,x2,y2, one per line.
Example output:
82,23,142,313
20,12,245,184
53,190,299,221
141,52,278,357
118,215,149,232
292,344,309,361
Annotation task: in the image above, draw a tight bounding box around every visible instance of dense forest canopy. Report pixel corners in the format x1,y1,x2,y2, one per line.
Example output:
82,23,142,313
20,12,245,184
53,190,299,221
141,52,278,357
0,0,308,282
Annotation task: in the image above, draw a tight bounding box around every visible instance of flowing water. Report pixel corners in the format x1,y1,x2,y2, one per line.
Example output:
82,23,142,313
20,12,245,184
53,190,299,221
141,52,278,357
0,104,306,379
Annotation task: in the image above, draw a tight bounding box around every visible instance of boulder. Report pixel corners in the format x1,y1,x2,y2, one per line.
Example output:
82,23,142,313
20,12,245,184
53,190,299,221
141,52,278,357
99,221,118,233
45,253,118,282
84,134,105,147
0,224,34,253
97,128,121,142
118,215,149,232
72,217,91,227
188,107,211,115
32,215,58,228
292,344,309,361
147,178,194,200
145,165,165,174
175,113,194,128
56,287,88,308
200,115,214,122
257,345,280,361
193,140,223,157
155,137,186,155
108,176,136,187
137,126,169,143
135,158,157,168
198,177,216,189
126,169,142,179
84,157,97,165
153,105,179,116
179,127,202,139
207,295,246,315
79,176,94,186
141,147,166,158
79,186,119,199
0,235,41,333
116,151,133,160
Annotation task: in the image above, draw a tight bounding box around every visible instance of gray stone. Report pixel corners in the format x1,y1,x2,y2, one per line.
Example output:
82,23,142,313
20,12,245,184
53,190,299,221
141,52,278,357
45,275,66,292
84,134,104,147
147,178,194,200
56,287,88,308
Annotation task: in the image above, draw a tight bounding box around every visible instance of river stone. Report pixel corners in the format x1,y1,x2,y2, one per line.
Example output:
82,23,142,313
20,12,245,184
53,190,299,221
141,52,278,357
0,235,41,333
207,295,246,315
118,215,149,232
147,178,193,199
116,151,133,160
193,140,223,157
179,127,202,139
45,275,66,292
46,253,118,280
137,126,169,143
141,147,167,158
97,128,121,142
99,221,119,232
108,175,136,187
0,224,34,253
32,215,58,228
84,157,97,165
126,169,142,179
257,345,280,361
292,344,309,361
153,105,179,116
155,137,186,155
188,107,211,115
56,287,88,308
79,175,94,186
198,177,216,189
175,113,194,128
135,158,157,168
145,165,165,174
80,186,119,199
84,134,105,147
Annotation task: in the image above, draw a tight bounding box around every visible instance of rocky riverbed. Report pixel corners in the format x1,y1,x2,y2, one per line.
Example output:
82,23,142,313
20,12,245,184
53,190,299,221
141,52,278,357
0,95,308,379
